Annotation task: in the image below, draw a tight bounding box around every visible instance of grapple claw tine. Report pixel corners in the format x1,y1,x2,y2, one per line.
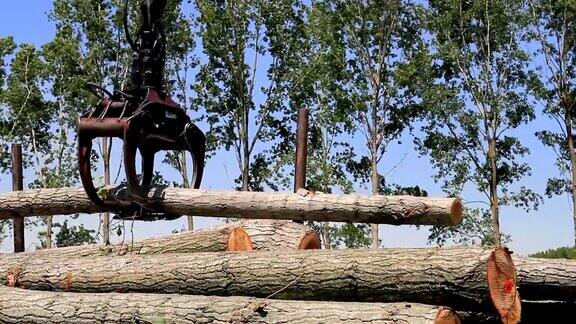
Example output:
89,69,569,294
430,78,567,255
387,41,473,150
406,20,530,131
184,123,206,189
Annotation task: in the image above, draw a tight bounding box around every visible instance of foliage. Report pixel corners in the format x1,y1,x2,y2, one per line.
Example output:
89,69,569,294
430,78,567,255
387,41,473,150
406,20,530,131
312,0,425,247
428,208,510,247
418,0,541,246
530,246,576,259
0,42,52,174
38,219,96,249
193,0,310,191
528,0,576,246
299,1,366,248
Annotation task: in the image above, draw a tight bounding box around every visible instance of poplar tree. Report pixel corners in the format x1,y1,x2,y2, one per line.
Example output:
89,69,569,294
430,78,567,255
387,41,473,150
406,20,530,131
193,0,309,192
313,0,423,248
420,0,541,246
529,0,576,246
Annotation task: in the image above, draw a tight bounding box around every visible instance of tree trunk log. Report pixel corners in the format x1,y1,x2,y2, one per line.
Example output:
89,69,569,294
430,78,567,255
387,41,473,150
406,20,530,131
239,219,321,250
0,286,484,324
513,256,576,302
0,186,462,225
0,247,523,313
0,220,320,259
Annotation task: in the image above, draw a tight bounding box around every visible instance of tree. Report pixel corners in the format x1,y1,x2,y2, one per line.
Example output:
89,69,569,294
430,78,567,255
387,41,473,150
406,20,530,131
428,207,510,247
49,0,126,245
162,2,197,230
419,0,541,246
193,0,309,192
315,0,423,248
298,1,359,248
529,0,576,247
0,41,58,247
0,36,17,245
38,219,96,249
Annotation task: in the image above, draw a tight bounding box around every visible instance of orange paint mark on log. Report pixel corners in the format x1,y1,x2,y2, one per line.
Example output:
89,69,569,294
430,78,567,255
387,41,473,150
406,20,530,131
504,279,514,294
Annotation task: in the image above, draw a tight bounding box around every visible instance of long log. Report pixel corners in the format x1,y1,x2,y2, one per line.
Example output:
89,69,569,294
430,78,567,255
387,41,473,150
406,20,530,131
0,286,487,324
0,186,462,225
0,220,320,259
0,247,522,314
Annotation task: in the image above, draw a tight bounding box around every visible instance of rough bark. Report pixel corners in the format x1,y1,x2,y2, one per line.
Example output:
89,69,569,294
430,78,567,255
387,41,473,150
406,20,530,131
513,256,576,302
0,220,319,259
239,219,321,250
0,186,462,225
0,247,523,313
0,286,474,324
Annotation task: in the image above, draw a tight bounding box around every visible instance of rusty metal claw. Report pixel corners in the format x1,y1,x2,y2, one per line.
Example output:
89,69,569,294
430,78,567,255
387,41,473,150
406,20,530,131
78,0,205,220
123,88,205,200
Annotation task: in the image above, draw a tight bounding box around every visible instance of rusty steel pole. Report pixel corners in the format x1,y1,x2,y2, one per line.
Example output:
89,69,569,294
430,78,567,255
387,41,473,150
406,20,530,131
293,107,309,224
11,144,24,253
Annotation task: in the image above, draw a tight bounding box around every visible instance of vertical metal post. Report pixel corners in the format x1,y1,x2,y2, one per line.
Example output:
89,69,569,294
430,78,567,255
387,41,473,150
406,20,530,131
293,107,309,224
11,144,24,253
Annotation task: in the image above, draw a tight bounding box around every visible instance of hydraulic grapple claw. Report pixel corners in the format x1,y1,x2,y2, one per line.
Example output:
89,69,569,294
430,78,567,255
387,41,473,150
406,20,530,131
77,0,206,220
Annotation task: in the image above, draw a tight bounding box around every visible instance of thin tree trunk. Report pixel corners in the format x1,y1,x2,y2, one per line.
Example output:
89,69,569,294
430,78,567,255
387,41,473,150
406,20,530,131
242,131,250,191
30,126,52,249
371,148,380,248
320,129,332,249
102,138,110,245
45,216,52,249
0,286,471,324
179,150,194,231
488,137,501,246
322,222,331,249
565,111,576,247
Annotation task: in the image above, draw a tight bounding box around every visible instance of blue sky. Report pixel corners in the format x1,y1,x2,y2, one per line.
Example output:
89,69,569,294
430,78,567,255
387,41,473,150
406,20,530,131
0,1,574,255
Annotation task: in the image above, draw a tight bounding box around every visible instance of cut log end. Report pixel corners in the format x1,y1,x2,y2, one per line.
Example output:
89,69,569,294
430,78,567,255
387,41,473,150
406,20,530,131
487,247,520,324
434,307,462,324
450,198,463,225
298,230,321,250
226,227,253,252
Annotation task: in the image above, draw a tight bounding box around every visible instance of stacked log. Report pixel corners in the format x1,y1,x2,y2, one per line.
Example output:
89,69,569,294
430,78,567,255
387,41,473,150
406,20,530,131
0,220,320,259
1,244,575,322
0,248,521,311
3,187,575,322
0,286,483,324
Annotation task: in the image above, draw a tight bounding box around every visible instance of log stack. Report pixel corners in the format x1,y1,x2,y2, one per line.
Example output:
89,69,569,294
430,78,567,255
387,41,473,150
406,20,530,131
1,232,574,323
1,187,574,323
